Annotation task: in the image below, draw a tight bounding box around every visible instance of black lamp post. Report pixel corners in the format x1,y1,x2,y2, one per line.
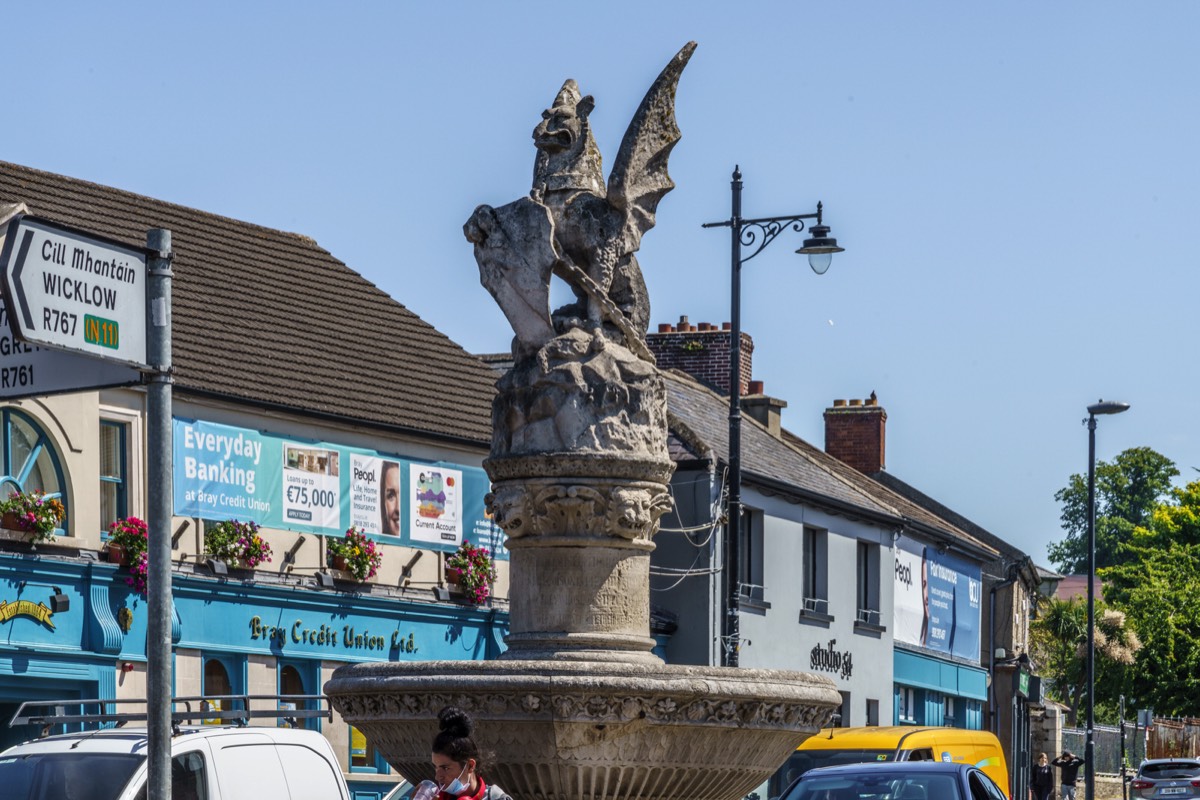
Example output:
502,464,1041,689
703,166,843,667
1085,399,1130,800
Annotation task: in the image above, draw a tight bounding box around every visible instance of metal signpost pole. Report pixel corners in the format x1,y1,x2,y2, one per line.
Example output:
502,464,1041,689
145,229,173,800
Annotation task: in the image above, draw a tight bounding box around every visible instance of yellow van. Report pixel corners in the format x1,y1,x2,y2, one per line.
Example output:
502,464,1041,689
779,727,1009,798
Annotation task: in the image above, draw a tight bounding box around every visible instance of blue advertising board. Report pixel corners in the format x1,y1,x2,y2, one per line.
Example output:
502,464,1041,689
172,417,506,558
893,538,981,660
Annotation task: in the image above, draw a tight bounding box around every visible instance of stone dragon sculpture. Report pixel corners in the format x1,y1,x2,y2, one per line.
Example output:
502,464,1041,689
465,42,696,364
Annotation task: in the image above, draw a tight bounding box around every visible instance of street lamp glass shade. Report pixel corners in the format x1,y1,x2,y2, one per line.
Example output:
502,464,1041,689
1087,400,1130,416
807,252,833,275
796,224,844,275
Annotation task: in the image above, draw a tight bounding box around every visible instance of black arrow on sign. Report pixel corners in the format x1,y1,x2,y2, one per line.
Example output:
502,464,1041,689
11,229,34,331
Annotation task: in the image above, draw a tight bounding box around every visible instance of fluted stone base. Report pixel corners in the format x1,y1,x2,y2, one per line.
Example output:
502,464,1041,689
325,659,840,800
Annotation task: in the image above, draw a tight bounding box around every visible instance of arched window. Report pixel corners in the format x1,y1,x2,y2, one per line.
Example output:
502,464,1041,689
0,408,68,534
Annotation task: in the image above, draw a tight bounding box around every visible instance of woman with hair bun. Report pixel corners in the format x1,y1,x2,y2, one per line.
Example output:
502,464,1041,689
431,706,512,800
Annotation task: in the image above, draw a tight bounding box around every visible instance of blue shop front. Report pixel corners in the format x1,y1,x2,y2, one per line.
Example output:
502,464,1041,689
0,547,507,800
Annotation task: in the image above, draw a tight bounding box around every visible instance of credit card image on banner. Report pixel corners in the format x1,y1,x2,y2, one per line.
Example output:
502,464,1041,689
409,463,462,545
282,442,341,530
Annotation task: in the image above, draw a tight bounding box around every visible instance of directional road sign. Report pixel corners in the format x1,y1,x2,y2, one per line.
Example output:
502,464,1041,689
0,302,142,399
0,215,150,368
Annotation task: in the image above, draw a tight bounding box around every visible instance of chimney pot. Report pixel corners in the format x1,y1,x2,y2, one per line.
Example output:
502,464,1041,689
833,399,847,407
657,323,673,333
721,322,732,331
678,315,689,327
748,380,764,395
849,399,862,407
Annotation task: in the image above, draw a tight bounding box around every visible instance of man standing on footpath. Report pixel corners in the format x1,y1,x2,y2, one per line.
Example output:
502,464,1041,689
1053,751,1085,800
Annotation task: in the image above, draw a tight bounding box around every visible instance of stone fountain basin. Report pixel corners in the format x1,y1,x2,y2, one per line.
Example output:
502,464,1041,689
326,659,840,800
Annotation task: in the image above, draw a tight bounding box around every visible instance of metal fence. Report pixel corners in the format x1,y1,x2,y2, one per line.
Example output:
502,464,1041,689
1062,724,1147,774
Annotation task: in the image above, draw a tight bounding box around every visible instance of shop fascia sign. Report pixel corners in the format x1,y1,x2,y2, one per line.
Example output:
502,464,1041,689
248,615,420,655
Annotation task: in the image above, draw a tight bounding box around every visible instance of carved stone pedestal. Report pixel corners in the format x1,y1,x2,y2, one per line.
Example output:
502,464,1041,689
326,659,838,800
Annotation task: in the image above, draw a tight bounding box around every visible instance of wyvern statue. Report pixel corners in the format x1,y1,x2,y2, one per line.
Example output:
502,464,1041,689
326,43,840,800
465,42,696,364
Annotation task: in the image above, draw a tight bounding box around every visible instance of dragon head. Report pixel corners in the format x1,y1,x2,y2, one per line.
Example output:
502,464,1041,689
532,79,604,196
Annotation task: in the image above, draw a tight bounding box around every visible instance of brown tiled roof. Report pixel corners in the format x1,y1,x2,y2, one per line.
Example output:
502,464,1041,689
665,369,998,557
0,161,496,444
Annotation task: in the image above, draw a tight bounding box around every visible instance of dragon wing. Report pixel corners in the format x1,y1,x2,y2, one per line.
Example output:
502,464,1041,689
606,41,697,254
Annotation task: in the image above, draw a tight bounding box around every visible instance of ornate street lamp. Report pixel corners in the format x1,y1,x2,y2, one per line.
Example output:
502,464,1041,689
703,167,843,667
1085,399,1130,800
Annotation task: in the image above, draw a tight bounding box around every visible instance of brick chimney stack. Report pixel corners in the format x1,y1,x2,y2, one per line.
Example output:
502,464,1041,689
646,315,753,396
824,393,886,473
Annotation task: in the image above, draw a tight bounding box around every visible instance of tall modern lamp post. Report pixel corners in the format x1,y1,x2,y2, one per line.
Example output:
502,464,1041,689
703,166,843,667
1084,399,1130,800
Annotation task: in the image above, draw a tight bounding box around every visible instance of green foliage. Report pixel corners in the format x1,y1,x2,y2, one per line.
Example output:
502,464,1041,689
1030,596,1139,725
1048,447,1178,573
1101,480,1200,716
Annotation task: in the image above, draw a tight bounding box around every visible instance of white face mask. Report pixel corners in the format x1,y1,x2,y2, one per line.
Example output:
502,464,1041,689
442,763,470,795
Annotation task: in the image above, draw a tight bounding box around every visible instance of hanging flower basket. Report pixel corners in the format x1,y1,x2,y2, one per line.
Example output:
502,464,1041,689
204,519,272,570
445,541,497,606
326,527,382,582
107,516,149,594
0,490,65,543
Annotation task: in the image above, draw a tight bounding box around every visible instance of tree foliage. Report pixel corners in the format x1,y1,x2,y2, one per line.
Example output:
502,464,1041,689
1048,447,1178,574
1102,481,1200,716
1030,596,1139,725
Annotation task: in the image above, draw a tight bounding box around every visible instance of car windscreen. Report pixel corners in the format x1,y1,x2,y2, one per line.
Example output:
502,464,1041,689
1141,763,1200,780
786,773,963,800
782,751,898,785
0,751,143,800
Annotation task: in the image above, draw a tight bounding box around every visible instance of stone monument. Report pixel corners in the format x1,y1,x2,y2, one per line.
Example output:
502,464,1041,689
325,43,840,800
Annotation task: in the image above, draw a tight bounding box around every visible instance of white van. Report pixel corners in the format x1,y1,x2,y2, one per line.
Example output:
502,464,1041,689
0,695,350,800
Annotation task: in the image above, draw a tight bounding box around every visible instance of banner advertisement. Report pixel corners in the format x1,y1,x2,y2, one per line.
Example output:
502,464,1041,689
173,417,506,558
893,538,981,660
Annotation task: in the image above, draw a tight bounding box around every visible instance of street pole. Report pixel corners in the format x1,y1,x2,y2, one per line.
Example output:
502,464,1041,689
146,229,173,800
1084,400,1129,800
725,168,743,668
1086,410,1097,800
702,168,842,669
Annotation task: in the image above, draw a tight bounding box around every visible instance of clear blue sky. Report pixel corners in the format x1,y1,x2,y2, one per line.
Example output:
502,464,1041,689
9,2,1198,570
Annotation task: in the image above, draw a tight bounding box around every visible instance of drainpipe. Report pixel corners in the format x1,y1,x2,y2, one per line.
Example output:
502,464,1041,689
988,567,1018,733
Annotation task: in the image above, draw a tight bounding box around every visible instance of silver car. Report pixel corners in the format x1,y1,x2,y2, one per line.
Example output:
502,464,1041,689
1131,759,1200,799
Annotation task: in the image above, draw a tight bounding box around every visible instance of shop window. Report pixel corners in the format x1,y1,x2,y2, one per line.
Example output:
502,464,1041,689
202,654,243,722
896,686,916,724
801,527,829,617
99,420,128,531
278,661,319,731
837,691,851,727
943,696,956,727
350,724,390,774
0,408,67,534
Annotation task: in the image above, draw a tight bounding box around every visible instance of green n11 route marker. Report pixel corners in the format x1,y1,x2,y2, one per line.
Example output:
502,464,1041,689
0,215,149,368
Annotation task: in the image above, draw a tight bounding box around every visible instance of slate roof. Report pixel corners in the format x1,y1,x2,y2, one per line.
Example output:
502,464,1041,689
665,370,998,558
0,161,497,444
871,471,1029,564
